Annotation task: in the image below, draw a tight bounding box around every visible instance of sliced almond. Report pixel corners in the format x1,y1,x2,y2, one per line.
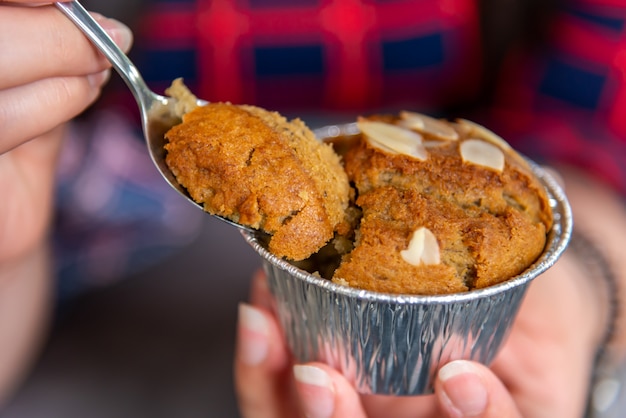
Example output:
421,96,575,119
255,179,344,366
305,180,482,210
400,227,440,266
456,119,533,169
399,111,459,141
456,119,511,150
357,119,428,161
460,139,505,172
423,140,449,148
397,111,425,130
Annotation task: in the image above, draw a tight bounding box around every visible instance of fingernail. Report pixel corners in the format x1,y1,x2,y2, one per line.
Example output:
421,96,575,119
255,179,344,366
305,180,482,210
87,69,111,88
237,303,269,366
293,365,334,418
93,13,133,51
438,360,488,417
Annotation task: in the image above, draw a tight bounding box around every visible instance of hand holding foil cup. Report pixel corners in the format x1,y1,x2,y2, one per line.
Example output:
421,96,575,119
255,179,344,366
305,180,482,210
242,121,572,395
161,100,571,395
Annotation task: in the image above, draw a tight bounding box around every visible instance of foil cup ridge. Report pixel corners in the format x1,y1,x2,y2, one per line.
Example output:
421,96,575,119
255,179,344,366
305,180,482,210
242,129,572,395
260,258,532,394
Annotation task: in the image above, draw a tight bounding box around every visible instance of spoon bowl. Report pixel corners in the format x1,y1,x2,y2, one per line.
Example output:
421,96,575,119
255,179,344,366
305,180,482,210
55,1,253,232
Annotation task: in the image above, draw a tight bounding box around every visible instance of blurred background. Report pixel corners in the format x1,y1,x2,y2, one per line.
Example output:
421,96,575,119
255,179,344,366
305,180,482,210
2,215,259,417
5,0,626,416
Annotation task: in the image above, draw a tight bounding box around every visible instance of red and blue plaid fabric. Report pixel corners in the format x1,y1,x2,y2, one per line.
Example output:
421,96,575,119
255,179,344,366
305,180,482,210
126,0,625,193
490,0,626,194
131,0,482,112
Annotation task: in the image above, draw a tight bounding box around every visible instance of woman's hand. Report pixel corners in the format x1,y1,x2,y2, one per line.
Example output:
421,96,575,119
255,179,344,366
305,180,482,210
235,253,601,418
0,2,132,405
0,1,132,263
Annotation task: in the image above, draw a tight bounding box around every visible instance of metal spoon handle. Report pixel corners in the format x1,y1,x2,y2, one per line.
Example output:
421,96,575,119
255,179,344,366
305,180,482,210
54,1,161,112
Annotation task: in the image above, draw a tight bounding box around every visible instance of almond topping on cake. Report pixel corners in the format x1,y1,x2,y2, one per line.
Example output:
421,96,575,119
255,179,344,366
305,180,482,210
456,119,511,150
357,119,428,160
460,139,505,172
400,227,441,266
399,111,459,141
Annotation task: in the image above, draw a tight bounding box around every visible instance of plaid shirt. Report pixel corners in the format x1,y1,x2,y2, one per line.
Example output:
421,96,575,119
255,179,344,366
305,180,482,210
56,0,626,299
131,0,482,112
121,0,626,193
490,0,626,195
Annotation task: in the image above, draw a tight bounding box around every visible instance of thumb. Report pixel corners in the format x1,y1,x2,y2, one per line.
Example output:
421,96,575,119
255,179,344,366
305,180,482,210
435,360,522,418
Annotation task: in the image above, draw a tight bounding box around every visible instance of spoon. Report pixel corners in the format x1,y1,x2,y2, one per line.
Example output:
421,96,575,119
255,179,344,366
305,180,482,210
54,1,254,232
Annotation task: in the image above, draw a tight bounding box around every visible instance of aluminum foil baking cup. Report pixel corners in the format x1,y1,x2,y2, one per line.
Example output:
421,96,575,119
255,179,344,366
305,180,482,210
241,127,572,395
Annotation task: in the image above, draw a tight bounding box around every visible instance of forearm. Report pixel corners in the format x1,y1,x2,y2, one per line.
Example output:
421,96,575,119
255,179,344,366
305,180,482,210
0,242,52,408
555,165,626,360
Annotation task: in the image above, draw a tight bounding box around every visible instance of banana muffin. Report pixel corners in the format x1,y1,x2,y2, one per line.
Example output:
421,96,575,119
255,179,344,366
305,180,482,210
163,78,552,294
164,92,351,261
330,112,553,294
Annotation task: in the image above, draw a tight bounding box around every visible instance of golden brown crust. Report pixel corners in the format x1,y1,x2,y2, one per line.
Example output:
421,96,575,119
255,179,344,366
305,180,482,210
331,114,553,295
165,100,552,295
164,102,350,260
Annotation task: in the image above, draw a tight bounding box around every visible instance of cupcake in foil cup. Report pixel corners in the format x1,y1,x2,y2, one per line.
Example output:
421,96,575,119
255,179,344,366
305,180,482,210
241,123,572,395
